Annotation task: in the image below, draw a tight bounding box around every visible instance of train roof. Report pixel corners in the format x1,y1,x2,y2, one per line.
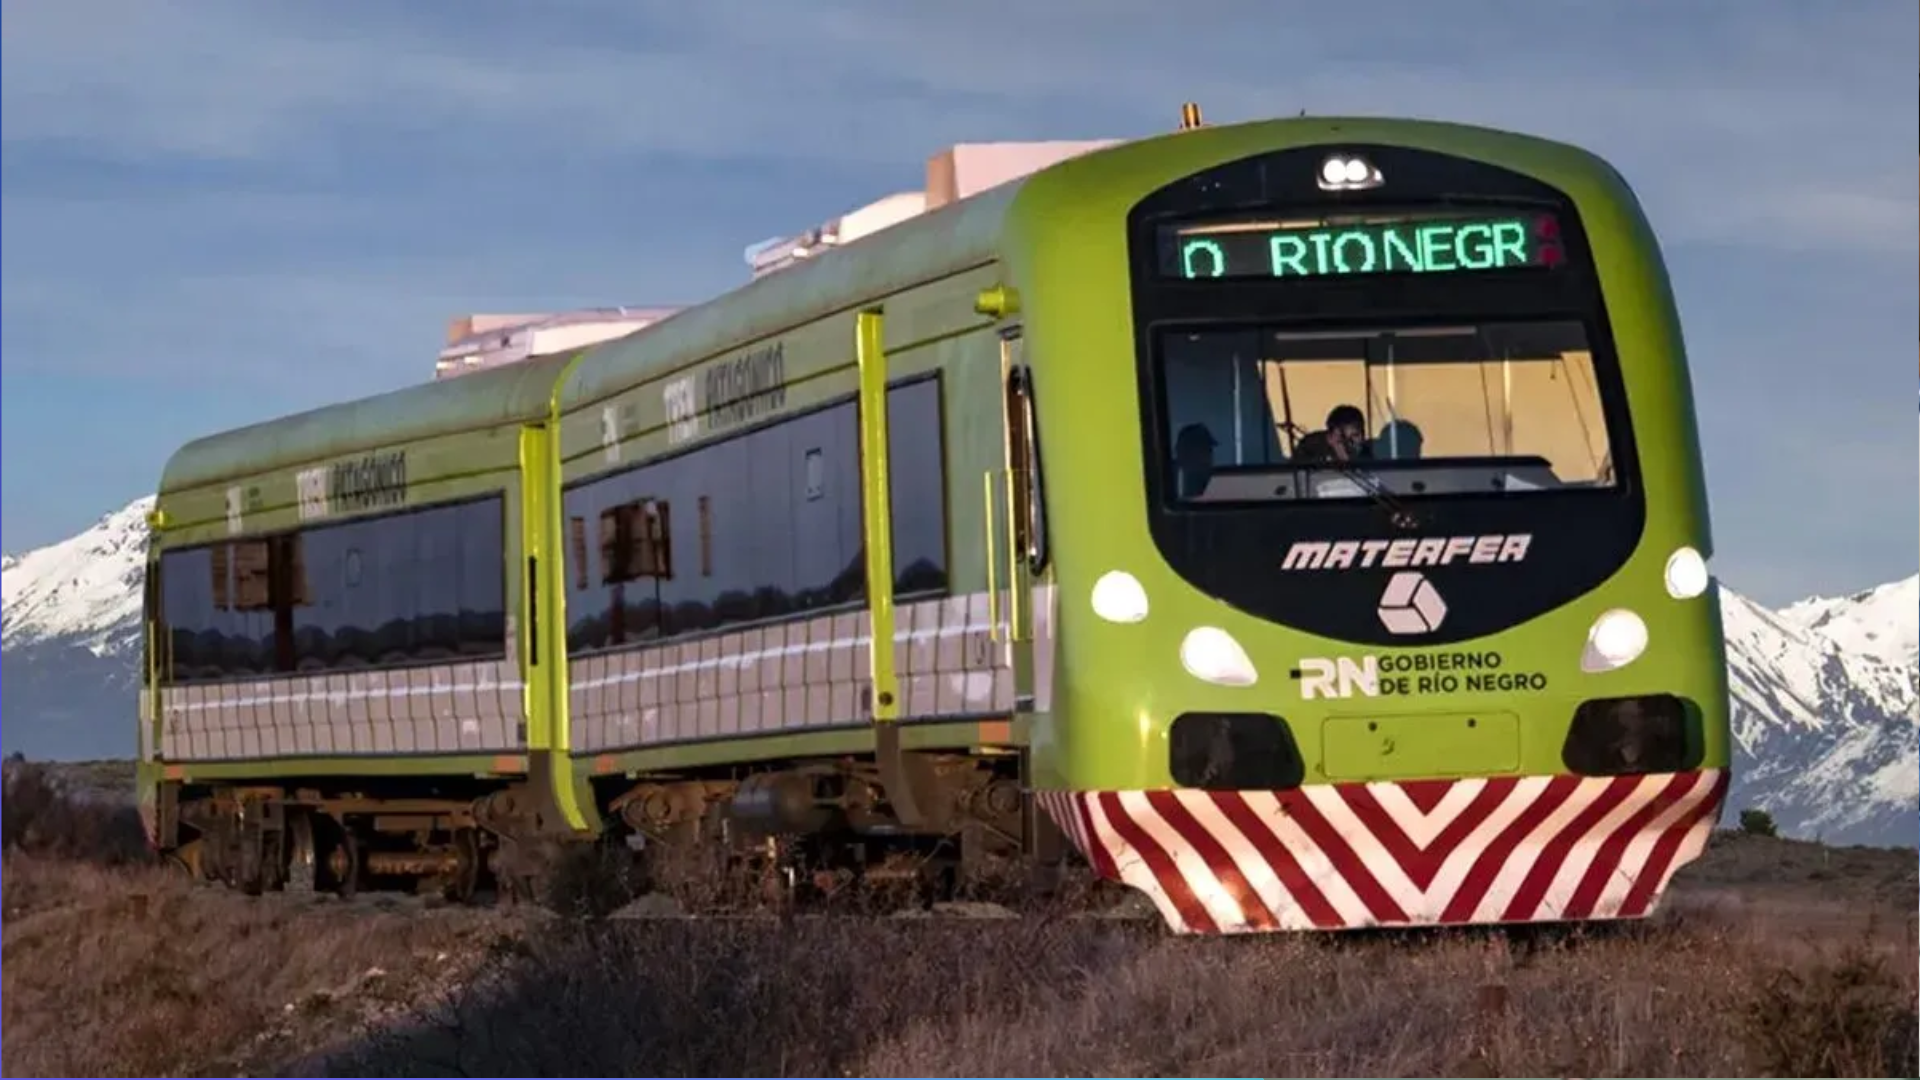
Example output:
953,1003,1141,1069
152,181,1029,498
556,178,1026,415
157,351,576,496
153,143,1073,498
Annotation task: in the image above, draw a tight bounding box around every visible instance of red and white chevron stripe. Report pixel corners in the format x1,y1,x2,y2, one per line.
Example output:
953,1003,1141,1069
1034,768,1728,934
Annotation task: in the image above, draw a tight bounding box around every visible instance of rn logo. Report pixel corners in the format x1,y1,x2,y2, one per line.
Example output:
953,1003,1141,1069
1297,656,1380,700
1295,650,1548,700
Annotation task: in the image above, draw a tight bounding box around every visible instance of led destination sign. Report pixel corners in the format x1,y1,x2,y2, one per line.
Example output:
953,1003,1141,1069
1162,212,1564,281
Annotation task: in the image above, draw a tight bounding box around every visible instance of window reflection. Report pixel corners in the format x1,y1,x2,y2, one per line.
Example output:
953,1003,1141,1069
156,497,508,683
564,377,951,654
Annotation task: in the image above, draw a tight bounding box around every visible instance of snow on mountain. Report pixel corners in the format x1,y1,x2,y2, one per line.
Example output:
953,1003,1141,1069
1,498,158,761
1721,584,1917,846
1779,575,1920,670
1,496,154,655
1,496,1915,846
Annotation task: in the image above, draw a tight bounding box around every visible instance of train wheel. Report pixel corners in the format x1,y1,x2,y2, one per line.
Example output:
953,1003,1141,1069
236,815,266,897
442,828,482,904
328,828,362,899
286,812,318,896
164,838,203,882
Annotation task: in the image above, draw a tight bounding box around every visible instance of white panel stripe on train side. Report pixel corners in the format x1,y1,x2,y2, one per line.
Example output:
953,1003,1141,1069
568,585,1057,754
158,657,527,761
151,586,1058,762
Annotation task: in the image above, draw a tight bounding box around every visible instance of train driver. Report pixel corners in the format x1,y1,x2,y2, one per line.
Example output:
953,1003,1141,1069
1292,404,1371,464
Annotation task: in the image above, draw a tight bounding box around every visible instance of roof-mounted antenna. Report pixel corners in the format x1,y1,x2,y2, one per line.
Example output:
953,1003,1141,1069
1178,101,1205,131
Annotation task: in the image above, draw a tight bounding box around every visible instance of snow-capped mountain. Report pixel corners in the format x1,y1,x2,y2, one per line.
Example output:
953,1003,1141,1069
1779,576,1919,671
3,497,1915,847
2,496,154,655
1,498,157,762
1723,586,1917,847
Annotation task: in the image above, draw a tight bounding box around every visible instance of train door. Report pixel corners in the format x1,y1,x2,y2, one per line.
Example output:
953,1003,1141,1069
989,326,1047,710
141,548,164,764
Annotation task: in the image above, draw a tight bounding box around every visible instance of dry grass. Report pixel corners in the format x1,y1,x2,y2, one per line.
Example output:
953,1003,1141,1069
4,759,1915,1078
2,761,511,1078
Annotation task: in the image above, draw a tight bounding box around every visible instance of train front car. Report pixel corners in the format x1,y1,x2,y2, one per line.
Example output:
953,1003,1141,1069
1013,117,1730,934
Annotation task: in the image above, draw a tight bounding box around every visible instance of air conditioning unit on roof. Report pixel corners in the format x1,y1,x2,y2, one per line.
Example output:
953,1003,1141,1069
743,138,1122,280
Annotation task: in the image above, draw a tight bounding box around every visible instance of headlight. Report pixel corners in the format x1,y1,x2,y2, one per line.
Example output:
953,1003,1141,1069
1664,546,1710,600
1090,570,1150,624
1580,608,1649,673
1180,626,1258,687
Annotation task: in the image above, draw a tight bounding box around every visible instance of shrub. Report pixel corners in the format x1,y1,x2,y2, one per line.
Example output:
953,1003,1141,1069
1739,807,1780,838
1,757,149,865
1740,937,1918,1077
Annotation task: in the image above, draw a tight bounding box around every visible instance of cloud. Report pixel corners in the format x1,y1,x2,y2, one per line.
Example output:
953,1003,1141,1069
4,1,1914,252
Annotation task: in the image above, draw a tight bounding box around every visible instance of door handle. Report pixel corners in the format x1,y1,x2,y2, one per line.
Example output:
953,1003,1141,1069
983,469,1001,642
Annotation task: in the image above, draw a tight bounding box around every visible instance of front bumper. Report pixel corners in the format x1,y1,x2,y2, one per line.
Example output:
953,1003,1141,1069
1035,768,1727,933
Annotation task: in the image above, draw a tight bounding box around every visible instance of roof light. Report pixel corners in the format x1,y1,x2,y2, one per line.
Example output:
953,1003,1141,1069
1316,152,1383,192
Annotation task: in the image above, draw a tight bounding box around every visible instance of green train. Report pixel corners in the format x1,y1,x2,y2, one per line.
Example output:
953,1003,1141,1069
136,108,1730,932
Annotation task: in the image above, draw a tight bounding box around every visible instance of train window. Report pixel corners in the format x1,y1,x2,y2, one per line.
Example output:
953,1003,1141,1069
744,415,800,623
562,377,949,657
1156,321,1613,504
887,377,951,595
569,517,589,591
155,496,509,684
159,545,277,682
286,497,507,671
786,403,863,612
661,438,722,635
210,539,273,611
601,498,673,583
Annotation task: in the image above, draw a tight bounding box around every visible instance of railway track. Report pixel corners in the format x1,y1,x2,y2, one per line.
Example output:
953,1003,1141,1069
156,828,1164,926
162,855,1663,960
167,876,1169,929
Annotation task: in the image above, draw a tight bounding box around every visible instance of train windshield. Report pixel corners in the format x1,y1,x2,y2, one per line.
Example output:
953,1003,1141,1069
1155,320,1616,506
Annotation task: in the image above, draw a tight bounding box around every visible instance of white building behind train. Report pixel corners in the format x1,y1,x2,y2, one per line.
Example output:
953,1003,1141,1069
433,138,1123,381
434,308,684,380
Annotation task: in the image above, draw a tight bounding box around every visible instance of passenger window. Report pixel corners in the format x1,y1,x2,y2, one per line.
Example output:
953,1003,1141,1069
560,379,952,656
158,496,510,683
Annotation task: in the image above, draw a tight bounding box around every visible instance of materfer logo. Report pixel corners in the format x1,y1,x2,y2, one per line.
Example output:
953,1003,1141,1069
1378,571,1447,635
1280,533,1532,573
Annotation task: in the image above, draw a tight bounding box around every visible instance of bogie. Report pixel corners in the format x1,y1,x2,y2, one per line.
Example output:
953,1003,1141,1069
155,751,1055,918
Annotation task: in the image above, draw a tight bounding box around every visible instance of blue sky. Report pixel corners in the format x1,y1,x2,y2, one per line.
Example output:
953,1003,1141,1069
2,0,1914,607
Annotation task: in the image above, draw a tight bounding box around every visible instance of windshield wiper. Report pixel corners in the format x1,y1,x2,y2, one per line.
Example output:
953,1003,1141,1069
1317,456,1422,531
1274,420,1421,530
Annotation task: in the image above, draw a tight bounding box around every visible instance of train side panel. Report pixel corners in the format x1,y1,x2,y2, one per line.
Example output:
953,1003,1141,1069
146,430,526,762
552,229,1028,784
138,356,575,878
